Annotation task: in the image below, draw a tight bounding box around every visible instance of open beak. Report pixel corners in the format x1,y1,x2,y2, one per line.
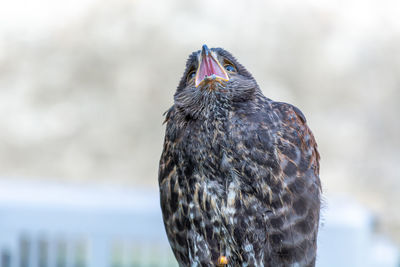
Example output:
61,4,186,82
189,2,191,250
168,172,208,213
195,44,229,87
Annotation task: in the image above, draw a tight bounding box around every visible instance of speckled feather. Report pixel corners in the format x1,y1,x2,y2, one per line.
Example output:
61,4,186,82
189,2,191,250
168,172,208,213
159,47,321,267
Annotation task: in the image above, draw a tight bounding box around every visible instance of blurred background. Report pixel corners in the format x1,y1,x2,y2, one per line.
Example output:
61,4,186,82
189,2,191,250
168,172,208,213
0,0,399,266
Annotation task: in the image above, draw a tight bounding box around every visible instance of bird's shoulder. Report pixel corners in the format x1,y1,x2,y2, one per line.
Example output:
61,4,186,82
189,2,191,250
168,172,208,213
270,101,319,161
269,101,321,191
271,101,307,125
229,98,321,192
230,99,310,150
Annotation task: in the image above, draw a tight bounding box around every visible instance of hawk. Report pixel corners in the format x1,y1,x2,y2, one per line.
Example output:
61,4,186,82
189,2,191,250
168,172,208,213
159,45,321,267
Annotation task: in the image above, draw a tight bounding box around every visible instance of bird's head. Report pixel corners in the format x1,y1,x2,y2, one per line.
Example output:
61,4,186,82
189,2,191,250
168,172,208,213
174,45,260,119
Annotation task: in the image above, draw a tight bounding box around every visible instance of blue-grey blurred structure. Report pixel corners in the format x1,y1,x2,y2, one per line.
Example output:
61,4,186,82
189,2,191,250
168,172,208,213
0,180,398,267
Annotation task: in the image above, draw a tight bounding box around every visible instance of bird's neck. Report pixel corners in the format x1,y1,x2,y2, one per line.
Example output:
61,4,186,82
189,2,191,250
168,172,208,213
175,90,232,121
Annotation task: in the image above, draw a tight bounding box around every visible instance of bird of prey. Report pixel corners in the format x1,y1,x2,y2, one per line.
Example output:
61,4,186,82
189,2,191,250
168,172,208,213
159,45,321,267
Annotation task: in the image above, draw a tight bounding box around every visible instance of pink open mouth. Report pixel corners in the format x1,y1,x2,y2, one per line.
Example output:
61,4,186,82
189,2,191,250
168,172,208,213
195,45,229,87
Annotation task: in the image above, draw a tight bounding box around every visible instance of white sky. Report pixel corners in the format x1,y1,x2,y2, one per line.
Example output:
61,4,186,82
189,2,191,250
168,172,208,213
0,0,97,39
1,0,399,38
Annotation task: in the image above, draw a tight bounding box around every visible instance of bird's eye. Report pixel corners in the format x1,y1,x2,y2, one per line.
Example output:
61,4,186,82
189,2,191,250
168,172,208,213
187,70,196,82
224,64,236,72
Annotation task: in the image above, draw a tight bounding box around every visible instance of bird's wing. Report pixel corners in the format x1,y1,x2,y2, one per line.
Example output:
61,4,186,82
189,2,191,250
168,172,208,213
271,101,320,187
261,101,321,265
229,101,321,265
158,106,193,265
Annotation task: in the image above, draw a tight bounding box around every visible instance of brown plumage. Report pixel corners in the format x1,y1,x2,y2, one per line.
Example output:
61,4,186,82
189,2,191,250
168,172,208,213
159,45,321,266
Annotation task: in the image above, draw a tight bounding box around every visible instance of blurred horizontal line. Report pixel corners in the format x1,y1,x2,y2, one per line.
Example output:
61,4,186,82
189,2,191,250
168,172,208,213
0,178,159,212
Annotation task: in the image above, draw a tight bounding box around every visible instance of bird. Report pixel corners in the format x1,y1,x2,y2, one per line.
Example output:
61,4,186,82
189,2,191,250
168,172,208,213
158,44,321,267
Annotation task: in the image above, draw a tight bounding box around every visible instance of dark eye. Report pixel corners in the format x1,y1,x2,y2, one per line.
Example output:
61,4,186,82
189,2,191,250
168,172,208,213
224,64,236,72
187,70,196,82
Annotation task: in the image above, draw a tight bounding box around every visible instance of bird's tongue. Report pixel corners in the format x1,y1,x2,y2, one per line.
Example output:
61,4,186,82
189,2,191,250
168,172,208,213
195,54,229,87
